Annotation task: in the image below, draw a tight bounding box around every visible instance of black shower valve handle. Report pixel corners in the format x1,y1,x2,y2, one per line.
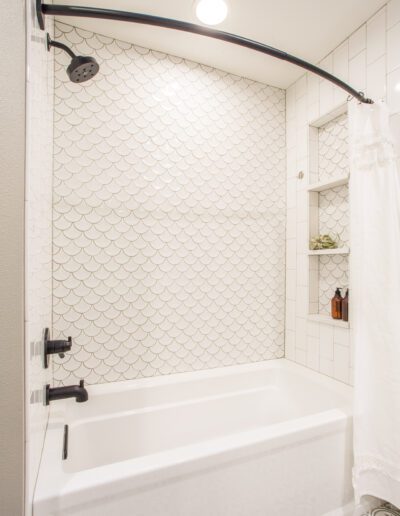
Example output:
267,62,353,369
43,328,72,368
48,336,72,356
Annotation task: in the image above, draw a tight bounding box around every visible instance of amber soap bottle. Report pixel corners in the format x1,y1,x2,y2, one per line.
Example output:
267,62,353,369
342,289,349,322
331,288,343,320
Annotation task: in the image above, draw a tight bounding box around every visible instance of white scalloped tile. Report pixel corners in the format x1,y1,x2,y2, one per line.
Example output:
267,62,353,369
53,22,286,385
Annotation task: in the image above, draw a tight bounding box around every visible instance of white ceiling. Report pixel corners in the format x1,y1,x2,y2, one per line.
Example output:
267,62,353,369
52,0,386,89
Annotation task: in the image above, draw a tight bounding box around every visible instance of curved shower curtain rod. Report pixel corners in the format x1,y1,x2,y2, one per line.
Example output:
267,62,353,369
37,1,373,104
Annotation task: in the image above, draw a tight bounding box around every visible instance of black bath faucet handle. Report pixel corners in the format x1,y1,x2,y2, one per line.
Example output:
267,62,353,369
43,328,73,368
56,336,72,358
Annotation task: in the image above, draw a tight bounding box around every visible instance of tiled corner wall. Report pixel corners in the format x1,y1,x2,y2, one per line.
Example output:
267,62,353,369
25,0,54,512
317,114,349,183
52,23,286,386
285,1,400,384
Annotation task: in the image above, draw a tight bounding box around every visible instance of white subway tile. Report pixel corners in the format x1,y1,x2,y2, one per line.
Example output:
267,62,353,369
287,177,297,209
307,102,319,123
349,50,367,92
319,324,334,360
296,253,308,286
296,317,307,350
286,208,297,239
307,321,319,338
286,300,296,330
366,8,386,64
297,221,308,252
309,269,319,305
387,67,400,113
286,269,296,301
389,112,400,155
296,125,308,158
350,337,355,368
319,53,333,74
285,329,296,360
296,190,308,224
387,22,400,73
287,120,296,149
320,338,334,361
349,367,354,386
296,157,308,188
286,84,296,119
309,254,318,271
307,336,320,370
366,55,386,100
320,357,334,377
287,150,297,178
286,238,297,269
349,25,366,58
333,41,349,82
319,81,334,116
334,87,348,109
307,73,319,108
333,344,350,383
295,75,307,99
295,348,307,366
296,285,308,317
387,0,400,29
333,327,350,347
296,95,307,126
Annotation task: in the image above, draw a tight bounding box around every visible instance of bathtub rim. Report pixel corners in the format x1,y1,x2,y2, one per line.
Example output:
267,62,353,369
64,357,352,399
34,359,353,514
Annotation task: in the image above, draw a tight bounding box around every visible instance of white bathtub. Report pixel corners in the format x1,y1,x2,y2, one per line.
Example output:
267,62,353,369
34,359,353,516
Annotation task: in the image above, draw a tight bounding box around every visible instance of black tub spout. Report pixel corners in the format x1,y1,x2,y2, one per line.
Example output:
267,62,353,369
46,380,88,405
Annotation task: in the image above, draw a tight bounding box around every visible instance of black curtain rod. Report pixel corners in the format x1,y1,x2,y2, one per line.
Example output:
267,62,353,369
37,1,373,104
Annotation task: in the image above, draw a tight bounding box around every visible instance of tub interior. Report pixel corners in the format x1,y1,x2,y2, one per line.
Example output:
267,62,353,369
63,362,351,473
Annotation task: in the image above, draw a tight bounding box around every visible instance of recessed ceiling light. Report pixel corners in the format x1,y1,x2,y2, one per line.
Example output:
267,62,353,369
194,0,228,26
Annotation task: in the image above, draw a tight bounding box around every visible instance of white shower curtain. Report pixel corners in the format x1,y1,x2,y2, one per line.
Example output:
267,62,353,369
349,100,400,512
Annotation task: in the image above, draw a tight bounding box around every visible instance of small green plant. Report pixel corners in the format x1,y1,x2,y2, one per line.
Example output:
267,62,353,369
309,234,338,250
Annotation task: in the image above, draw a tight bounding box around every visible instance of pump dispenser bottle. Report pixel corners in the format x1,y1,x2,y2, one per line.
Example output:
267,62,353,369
331,288,343,319
342,289,349,322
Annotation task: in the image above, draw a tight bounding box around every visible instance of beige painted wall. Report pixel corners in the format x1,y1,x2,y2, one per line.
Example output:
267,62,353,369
0,0,26,514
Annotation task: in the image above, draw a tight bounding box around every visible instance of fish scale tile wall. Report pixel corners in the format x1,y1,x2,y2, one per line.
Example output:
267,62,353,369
52,22,286,385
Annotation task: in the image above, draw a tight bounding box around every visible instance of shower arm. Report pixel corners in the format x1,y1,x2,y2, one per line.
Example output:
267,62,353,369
37,1,373,104
46,34,76,59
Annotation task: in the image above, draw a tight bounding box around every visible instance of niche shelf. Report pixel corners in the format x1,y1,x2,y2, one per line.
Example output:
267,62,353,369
308,247,349,256
307,314,349,329
307,174,349,193
307,102,350,327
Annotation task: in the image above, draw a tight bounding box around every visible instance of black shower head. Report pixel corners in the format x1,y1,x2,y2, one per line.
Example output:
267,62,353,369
46,33,99,83
67,55,99,83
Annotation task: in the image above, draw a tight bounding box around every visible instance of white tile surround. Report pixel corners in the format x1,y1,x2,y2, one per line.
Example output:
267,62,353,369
285,1,400,385
25,0,53,512
20,3,400,514
52,23,286,385
27,3,399,399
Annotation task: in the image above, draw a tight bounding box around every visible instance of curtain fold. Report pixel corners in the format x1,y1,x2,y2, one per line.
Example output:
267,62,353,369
349,100,400,512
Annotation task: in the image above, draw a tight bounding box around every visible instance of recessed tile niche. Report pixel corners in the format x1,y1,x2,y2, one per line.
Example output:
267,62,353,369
307,103,350,328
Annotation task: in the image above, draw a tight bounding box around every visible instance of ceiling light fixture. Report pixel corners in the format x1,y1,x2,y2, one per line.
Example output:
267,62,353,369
194,0,228,26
